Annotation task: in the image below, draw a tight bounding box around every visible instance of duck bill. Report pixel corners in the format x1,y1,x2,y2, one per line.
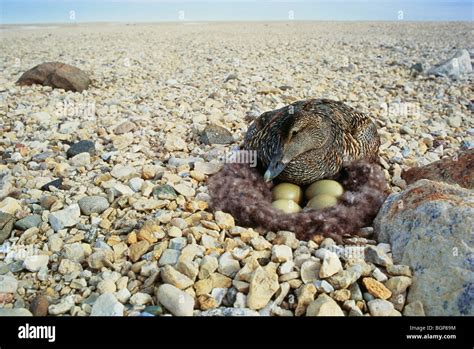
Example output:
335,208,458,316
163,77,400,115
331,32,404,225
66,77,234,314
263,156,287,182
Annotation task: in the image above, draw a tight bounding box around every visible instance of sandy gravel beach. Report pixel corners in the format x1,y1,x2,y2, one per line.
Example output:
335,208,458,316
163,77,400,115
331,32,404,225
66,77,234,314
0,21,472,317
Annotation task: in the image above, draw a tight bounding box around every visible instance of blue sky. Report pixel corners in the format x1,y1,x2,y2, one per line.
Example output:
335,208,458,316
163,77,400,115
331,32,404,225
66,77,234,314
0,0,473,24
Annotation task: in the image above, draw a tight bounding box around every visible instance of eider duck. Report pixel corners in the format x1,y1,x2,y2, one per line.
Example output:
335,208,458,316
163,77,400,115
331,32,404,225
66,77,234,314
243,99,380,185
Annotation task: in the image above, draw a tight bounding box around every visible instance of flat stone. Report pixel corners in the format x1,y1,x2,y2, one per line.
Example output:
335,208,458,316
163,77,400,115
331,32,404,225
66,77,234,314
114,121,136,135
152,184,178,200
247,266,279,310
91,293,124,316
218,252,240,277
40,178,62,191
14,214,42,230
362,277,392,300
111,164,137,180
158,249,180,266
200,124,234,145
0,197,21,215
306,294,344,316
385,276,413,294
214,211,235,230
66,140,95,158
49,295,75,315
156,284,195,316
78,196,109,215
367,299,395,316
48,204,81,231
129,240,150,262
160,265,194,289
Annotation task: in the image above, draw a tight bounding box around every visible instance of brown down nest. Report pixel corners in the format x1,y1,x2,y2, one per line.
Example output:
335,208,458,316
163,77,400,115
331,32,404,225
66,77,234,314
207,161,389,243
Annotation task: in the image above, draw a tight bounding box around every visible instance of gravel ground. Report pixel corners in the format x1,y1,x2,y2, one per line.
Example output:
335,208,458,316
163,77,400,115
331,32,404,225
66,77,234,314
0,21,472,316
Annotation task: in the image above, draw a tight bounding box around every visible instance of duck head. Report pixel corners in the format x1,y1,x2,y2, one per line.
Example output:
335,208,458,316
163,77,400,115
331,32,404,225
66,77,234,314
263,111,330,182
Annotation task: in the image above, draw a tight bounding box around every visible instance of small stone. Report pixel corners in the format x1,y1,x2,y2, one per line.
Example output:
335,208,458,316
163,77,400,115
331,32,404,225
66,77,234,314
0,212,15,243
295,284,317,316
0,197,21,215
58,259,82,275
114,121,136,135
199,256,219,279
143,305,163,316
327,264,363,289
48,204,81,231
386,265,412,277
115,288,131,303
30,295,49,316
448,114,462,128
319,251,343,278
271,245,293,263
156,284,194,316
132,198,167,211
314,280,334,293
91,293,124,316
218,252,240,277
331,289,351,302
159,249,180,266
200,124,234,145
97,279,117,294
78,196,109,215
128,177,144,192
367,299,395,316
362,277,392,300
300,260,321,284
48,295,75,315
372,267,388,282
129,240,150,262
14,214,42,230
160,265,194,289
23,255,49,272
365,245,393,267
66,140,95,158
169,237,187,251
214,211,235,230
173,183,195,198
0,275,18,293
306,294,344,316
385,276,412,294
69,153,91,167
403,301,425,316
41,178,62,191
111,164,137,180
152,184,177,200
130,292,153,306
113,183,134,196
273,231,299,249
247,266,279,310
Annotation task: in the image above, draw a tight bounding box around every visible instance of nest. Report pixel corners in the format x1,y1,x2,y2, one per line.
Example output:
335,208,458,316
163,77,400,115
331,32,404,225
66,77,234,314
208,161,388,243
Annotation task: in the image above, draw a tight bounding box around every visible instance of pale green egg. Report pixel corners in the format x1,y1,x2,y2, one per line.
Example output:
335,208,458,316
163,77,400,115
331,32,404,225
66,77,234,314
272,199,302,213
305,180,344,200
306,194,338,209
272,183,303,204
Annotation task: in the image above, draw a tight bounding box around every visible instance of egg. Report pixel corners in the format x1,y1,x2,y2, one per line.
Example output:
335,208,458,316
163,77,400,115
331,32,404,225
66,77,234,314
272,199,302,213
272,183,303,204
305,180,344,199
306,194,338,210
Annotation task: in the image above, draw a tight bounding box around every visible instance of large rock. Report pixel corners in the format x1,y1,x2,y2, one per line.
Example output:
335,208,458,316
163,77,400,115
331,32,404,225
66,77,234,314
17,62,90,92
402,149,473,189
426,49,473,79
374,179,473,315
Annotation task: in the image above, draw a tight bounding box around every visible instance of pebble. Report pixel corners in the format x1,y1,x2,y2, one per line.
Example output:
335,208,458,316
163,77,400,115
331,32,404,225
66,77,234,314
69,152,91,167
23,255,49,272
218,252,241,277
30,295,49,316
214,211,235,230
271,245,293,263
78,196,110,215
319,251,343,278
385,276,412,294
14,214,42,230
48,204,81,231
403,301,426,316
306,294,344,316
367,299,396,316
66,140,95,158
0,274,18,293
91,293,124,316
362,277,392,300
160,265,194,289
158,249,180,266
365,245,393,267
0,308,33,316
0,197,21,215
49,295,75,315
129,241,150,262
156,284,195,316
130,292,153,306
247,266,279,310
0,212,15,243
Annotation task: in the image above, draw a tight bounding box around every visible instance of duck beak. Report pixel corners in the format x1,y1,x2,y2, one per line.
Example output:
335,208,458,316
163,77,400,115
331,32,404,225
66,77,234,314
264,155,287,182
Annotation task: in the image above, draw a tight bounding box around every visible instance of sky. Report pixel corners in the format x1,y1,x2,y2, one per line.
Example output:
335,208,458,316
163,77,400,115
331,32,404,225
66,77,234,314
0,0,473,24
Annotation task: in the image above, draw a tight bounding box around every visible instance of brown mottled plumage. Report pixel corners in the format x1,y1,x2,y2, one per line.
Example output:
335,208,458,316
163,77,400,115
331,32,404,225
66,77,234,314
243,99,380,185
